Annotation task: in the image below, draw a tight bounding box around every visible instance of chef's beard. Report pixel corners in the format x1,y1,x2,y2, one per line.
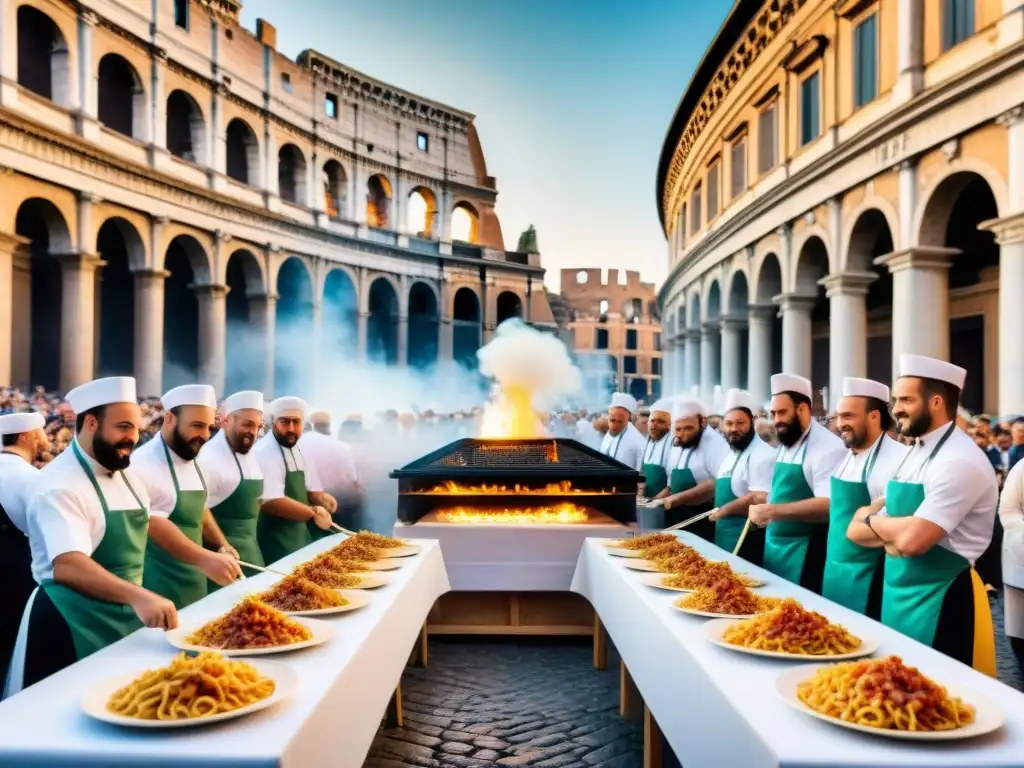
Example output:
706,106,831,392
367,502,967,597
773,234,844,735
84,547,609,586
274,429,299,448
228,429,256,455
726,428,755,452
93,433,134,471
168,425,205,460
675,429,704,450
775,415,804,447
898,408,933,439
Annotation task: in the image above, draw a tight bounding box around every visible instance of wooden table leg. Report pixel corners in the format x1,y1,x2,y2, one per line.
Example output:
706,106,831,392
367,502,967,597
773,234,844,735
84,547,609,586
386,683,404,727
593,613,607,670
418,622,429,668
643,705,663,768
619,659,630,718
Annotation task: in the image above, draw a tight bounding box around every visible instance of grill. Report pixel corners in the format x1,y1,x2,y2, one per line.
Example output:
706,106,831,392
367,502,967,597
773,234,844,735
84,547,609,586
390,438,640,524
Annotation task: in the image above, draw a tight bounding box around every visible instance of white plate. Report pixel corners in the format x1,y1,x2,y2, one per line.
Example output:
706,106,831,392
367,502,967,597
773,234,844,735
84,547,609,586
671,602,758,619
166,616,334,656
83,659,296,728
775,664,1004,740
349,571,391,589
275,589,371,617
379,544,420,558
606,548,644,559
622,559,662,572
359,559,402,571
637,571,692,591
702,618,879,661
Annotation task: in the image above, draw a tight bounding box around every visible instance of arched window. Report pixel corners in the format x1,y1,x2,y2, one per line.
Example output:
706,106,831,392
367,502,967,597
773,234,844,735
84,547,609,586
323,160,347,220
367,175,391,229
407,187,438,238
226,118,259,185
17,6,69,105
278,144,308,204
98,54,145,138
451,202,479,244
166,90,205,163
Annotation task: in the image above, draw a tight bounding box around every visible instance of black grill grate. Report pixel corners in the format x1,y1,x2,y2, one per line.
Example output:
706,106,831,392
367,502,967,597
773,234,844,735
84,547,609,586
428,441,601,469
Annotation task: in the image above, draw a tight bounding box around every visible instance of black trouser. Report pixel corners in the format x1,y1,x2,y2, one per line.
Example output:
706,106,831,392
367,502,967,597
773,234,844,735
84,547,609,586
734,525,766,569
797,525,830,595
932,567,977,668
0,526,35,683
1010,636,1024,679
21,587,78,691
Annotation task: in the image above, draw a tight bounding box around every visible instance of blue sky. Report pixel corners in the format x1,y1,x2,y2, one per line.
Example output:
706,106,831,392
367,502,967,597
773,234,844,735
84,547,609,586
239,0,731,293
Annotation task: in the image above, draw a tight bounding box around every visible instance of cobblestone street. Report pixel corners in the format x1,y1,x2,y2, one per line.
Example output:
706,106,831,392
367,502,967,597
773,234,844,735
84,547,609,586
364,639,642,768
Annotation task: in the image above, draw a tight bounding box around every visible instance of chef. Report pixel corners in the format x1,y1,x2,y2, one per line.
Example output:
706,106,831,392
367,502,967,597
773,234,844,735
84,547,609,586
1000,457,1024,677
847,355,996,673
254,396,335,564
599,393,646,471
5,377,177,696
133,385,241,609
0,412,47,682
655,397,730,541
300,410,362,529
749,373,845,592
638,399,674,498
198,391,265,579
709,389,776,564
822,377,906,617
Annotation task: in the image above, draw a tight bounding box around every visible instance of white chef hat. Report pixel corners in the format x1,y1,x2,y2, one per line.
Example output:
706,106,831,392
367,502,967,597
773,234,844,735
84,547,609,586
0,412,45,436
67,376,137,414
609,393,637,414
161,384,217,411
723,388,759,415
841,377,890,402
308,409,331,425
898,354,966,389
770,373,812,400
673,397,708,421
648,398,674,416
269,396,309,419
222,390,264,415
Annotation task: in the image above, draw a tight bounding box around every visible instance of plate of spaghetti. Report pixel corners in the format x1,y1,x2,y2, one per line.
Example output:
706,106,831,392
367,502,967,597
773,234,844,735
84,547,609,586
85,652,295,728
345,571,391,589
622,559,663,573
257,575,371,616
377,544,421,558
776,656,1003,740
658,560,764,590
671,577,781,618
167,596,334,655
603,533,678,552
703,599,875,659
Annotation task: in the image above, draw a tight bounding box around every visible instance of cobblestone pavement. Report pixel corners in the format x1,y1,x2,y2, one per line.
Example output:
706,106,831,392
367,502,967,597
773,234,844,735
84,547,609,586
364,639,642,768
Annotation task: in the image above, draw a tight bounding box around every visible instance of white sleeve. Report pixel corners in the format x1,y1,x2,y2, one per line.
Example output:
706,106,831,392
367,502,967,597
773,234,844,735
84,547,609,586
1000,463,1024,570
748,447,776,493
810,443,847,498
131,457,174,520
257,449,286,502
197,451,231,508
303,450,324,493
916,458,996,534
28,486,96,563
702,435,731,484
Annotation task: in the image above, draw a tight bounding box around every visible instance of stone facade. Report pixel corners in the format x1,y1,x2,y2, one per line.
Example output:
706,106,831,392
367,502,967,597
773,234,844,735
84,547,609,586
0,0,553,396
656,0,1024,416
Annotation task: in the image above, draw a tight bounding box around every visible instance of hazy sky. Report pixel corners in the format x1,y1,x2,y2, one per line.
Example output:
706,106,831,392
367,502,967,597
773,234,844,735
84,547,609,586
239,0,731,292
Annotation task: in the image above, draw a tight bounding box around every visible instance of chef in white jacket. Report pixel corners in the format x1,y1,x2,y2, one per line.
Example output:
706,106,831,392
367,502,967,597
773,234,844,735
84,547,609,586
1000,459,1024,676
598,393,646,471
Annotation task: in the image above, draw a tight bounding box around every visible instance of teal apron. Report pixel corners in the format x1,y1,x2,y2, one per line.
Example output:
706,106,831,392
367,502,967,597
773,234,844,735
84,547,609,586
40,442,147,659
641,436,670,497
257,442,313,565
210,450,265,584
881,424,996,675
713,444,763,564
763,431,828,591
666,445,714,542
821,437,885,616
142,438,210,609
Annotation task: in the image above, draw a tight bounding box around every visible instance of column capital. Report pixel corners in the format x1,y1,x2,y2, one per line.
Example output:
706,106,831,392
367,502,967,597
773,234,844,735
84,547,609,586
773,292,817,313
77,192,103,205
132,267,171,279
55,250,105,272
820,270,877,297
996,105,1024,128
747,303,776,322
701,320,720,336
0,231,31,255
720,314,748,331
684,328,701,342
193,282,230,298
250,291,280,303
979,212,1024,245
80,9,100,26
873,246,959,274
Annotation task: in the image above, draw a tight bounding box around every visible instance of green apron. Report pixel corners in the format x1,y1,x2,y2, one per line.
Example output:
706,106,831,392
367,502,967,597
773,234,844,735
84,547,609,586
210,449,265,584
666,446,714,541
713,444,751,554
142,438,209,609
821,437,884,615
257,442,313,565
764,432,827,588
39,442,147,659
641,436,670,497
881,423,996,675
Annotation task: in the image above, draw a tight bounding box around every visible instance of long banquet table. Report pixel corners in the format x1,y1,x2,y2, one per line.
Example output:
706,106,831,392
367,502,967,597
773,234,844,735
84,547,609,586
572,533,1024,768
0,534,451,768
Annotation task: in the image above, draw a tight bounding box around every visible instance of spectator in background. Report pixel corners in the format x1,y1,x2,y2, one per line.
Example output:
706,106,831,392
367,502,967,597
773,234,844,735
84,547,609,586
1010,418,1024,470
635,406,650,437
989,427,1012,473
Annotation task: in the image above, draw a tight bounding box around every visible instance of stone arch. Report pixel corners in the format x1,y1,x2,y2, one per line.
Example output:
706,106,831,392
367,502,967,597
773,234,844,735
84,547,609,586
752,251,783,305
793,235,830,295
916,166,1005,248
451,201,480,244
704,279,722,322
790,225,832,290
16,3,71,106
277,143,308,205
222,248,264,392
275,256,315,396
367,174,392,229
367,276,399,364
322,266,359,351
452,286,482,369
360,270,400,310
687,291,702,329
95,216,145,376
156,225,212,283
163,234,210,388
92,206,149,270
166,89,206,164
841,197,899,266
407,185,438,238
226,117,260,186
218,245,267,292
724,268,750,315
97,52,145,139
408,280,439,369
322,159,347,220
496,290,524,324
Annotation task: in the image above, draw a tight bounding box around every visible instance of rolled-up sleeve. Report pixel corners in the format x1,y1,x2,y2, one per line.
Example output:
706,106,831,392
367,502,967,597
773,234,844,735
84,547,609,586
915,460,992,534
28,487,96,564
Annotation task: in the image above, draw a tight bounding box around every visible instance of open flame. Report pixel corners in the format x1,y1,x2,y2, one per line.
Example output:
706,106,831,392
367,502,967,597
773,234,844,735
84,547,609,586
479,385,547,439
435,503,590,525
416,480,613,495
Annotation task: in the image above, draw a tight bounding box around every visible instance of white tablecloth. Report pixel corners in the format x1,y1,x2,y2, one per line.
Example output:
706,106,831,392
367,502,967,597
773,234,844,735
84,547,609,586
0,535,450,768
572,534,1024,768
396,519,629,590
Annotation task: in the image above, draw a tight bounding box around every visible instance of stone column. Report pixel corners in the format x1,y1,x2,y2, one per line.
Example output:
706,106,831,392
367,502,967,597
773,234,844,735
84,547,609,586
397,312,409,368
209,87,227,190
196,283,228,393
776,293,816,381
393,175,408,236
351,164,367,226
248,292,277,395
76,10,99,140
822,272,876,402
57,252,104,391
310,299,323,378
133,268,167,397
0,0,18,105
720,316,745,391
10,243,31,387
874,248,958,379
356,312,369,363
898,160,917,249
895,0,923,102
981,212,1024,415
684,329,701,391
673,336,686,395
0,233,29,387
148,52,168,166
747,304,774,407
700,322,720,402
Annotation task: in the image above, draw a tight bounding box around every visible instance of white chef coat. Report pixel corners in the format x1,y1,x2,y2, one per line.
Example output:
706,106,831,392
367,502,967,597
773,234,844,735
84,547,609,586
298,432,360,494
26,441,151,584
130,435,206,519
1000,460,1024,638
878,424,997,564
599,422,646,471
197,430,264,508
0,452,39,535
714,434,777,498
253,433,323,502
831,433,909,501
574,420,602,451
750,421,846,498
640,433,673,473
667,426,731,485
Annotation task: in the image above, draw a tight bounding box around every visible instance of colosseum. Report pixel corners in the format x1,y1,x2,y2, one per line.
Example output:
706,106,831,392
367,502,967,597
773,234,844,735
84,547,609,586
0,0,552,397
657,0,1024,416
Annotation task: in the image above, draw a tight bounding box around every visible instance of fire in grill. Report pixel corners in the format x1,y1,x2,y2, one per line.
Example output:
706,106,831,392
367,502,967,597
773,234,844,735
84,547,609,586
390,438,640,524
